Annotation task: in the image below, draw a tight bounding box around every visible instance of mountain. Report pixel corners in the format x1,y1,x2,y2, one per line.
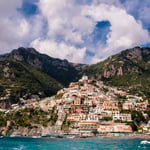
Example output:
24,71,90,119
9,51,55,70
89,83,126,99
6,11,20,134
0,60,63,108
0,47,82,108
0,46,150,108
84,47,150,98
0,47,80,86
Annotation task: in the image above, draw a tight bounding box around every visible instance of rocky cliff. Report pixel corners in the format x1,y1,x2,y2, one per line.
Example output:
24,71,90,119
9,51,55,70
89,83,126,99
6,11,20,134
84,47,150,97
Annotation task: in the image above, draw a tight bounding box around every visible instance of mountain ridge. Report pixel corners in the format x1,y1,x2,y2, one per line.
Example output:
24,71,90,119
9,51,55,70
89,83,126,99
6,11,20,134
0,46,150,108
84,46,150,98
0,47,81,86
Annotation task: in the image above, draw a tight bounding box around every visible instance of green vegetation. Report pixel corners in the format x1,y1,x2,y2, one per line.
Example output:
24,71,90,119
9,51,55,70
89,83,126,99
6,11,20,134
83,47,150,98
0,47,81,108
90,80,98,87
144,110,150,118
131,110,146,125
92,104,97,108
114,120,128,123
55,93,64,99
78,82,84,87
120,110,131,114
0,60,62,108
0,113,7,127
0,86,4,96
127,122,137,131
61,114,73,133
102,117,112,121
116,94,127,111
116,94,127,102
0,108,51,129
50,107,58,125
102,88,109,93
12,47,79,86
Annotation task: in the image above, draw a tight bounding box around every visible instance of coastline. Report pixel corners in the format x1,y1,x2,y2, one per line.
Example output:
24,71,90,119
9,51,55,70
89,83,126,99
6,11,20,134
97,135,150,139
2,134,150,139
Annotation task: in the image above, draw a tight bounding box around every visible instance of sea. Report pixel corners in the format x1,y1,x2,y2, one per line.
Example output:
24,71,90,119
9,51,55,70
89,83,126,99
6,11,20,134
0,137,150,150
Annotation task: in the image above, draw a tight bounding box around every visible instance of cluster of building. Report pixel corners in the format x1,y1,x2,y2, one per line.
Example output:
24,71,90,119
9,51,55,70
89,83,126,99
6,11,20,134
37,76,149,137
2,75,149,137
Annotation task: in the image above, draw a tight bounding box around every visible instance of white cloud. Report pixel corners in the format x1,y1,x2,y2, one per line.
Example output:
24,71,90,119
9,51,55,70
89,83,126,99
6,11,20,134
27,14,45,40
0,0,31,54
30,38,86,63
31,0,150,63
0,18,30,53
17,19,30,37
93,0,121,6
0,0,22,17
121,0,150,27
38,0,94,42
31,0,95,63
84,3,150,60
0,0,150,64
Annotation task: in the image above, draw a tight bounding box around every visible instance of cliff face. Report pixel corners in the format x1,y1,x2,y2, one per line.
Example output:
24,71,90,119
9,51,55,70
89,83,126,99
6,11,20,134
0,126,63,136
95,47,150,78
0,107,64,136
84,47,150,97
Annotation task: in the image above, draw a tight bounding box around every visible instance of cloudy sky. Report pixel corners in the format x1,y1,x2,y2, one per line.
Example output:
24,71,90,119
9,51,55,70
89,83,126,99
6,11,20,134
0,0,150,64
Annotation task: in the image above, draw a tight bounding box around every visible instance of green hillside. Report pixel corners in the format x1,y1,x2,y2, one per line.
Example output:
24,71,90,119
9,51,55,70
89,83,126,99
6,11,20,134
0,60,62,108
84,47,150,98
0,47,79,86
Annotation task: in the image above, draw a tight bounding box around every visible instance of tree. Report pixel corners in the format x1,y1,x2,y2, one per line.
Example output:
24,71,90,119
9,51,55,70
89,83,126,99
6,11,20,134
131,110,146,125
103,117,112,121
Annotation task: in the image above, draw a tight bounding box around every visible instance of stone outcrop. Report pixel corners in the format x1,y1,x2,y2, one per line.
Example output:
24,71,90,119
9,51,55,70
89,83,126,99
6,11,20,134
0,126,63,136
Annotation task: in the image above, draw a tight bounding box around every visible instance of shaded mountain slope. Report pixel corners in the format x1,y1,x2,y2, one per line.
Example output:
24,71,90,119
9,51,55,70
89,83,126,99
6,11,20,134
0,47,80,86
0,60,62,108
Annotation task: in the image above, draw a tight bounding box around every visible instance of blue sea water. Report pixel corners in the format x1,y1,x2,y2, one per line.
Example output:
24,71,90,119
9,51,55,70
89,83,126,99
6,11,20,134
0,137,150,150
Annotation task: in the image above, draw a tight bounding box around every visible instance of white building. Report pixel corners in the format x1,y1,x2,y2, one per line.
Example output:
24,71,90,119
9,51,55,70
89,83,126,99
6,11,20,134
86,114,99,122
113,113,132,122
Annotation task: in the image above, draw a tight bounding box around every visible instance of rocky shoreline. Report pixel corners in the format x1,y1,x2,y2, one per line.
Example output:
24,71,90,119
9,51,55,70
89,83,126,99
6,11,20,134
1,134,150,140
1,126,150,139
0,126,63,137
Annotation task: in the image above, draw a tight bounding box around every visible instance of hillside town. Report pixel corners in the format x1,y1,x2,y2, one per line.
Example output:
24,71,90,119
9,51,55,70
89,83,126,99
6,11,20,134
1,75,150,137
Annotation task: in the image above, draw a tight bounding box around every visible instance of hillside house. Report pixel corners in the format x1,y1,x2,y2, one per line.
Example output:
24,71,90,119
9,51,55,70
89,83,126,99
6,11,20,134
137,100,148,110
86,114,99,122
89,106,103,114
74,97,82,105
70,105,89,114
79,121,99,137
103,101,119,110
113,124,132,133
67,113,86,122
113,113,132,122
123,102,136,110
98,123,132,133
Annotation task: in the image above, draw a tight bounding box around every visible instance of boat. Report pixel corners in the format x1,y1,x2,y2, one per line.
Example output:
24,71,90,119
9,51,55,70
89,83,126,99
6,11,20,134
42,134,51,137
32,136,41,138
56,135,63,138
0,136,3,139
66,135,76,139
10,135,16,137
140,140,150,145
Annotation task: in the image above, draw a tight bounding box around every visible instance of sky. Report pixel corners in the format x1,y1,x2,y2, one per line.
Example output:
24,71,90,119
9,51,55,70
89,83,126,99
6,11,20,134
0,0,150,64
